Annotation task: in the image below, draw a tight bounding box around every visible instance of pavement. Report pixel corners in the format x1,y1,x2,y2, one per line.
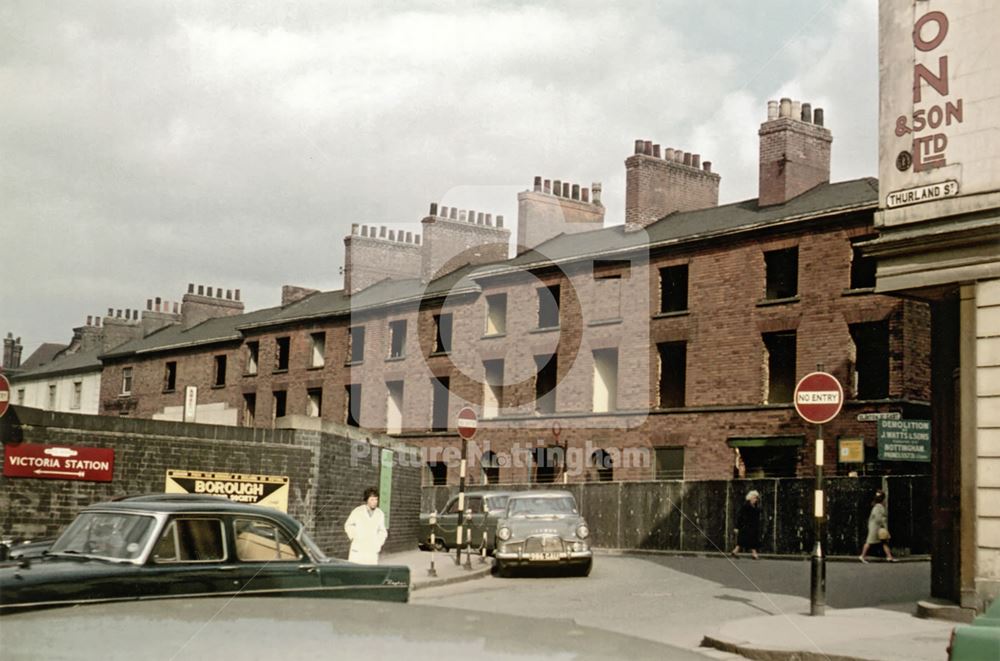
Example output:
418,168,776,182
382,546,493,591
385,547,959,660
700,605,956,661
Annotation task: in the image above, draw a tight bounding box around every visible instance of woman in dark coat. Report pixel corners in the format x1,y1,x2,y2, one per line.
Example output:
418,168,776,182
732,490,762,559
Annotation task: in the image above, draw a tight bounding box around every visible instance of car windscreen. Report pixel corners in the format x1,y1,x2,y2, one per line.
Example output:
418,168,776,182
49,511,157,561
506,496,577,516
486,495,509,512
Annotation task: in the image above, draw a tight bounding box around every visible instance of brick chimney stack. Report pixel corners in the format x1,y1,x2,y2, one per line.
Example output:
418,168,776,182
3,332,22,369
758,98,832,207
624,140,720,232
343,224,422,295
181,283,245,329
141,296,183,337
101,308,144,352
420,203,510,283
516,176,605,255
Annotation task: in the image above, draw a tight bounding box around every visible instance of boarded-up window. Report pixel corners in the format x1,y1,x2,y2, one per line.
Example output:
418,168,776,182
592,349,618,412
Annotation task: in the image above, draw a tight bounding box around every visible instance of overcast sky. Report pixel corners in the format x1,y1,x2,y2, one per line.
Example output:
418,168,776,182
0,0,878,361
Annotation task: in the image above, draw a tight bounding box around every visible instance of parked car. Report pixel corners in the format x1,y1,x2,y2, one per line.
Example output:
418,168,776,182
0,494,410,613
418,490,511,552
494,490,593,577
948,598,1000,660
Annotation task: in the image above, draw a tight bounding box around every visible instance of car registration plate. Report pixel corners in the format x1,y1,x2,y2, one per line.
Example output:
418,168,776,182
528,552,558,561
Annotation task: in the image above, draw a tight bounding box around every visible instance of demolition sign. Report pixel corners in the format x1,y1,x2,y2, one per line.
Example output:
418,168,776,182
4,444,114,482
794,372,844,425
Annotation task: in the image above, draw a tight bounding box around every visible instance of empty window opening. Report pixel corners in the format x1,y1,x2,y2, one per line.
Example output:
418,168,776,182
213,355,226,387
485,294,508,335
659,264,689,313
164,361,177,392
425,462,448,486
275,337,290,371
386,381,404,434
763,332,797,403
483,359,504,418
537,285,561,328
345,384,362,427
850,240,878,290
433,314,453,354
850,321,890,399
246,342,259,375
592,449,614,482
592,349,618,412
388,320,407,359
654,447,685,480
764,247,798,300
431,376,450,431
481,450,500,484
533,446,561,484
310,332,326,368
657,342,687,408
243,393,256,427
307,388,322,417
348,326,365,363
534,354,558,414
272,390,287,420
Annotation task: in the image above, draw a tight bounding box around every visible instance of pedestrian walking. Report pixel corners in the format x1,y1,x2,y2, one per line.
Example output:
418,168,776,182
732,489,762,560
344,487,388,565
859,489,896,563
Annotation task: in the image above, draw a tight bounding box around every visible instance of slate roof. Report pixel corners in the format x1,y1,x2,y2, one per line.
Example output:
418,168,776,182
9,346,103,381
17,343,69,371
98,178,879,358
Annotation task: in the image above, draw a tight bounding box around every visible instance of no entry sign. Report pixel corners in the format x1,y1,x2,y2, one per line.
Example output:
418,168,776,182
794,372,843,424
0,373,10,418
456,406,478,440
4,443,114,482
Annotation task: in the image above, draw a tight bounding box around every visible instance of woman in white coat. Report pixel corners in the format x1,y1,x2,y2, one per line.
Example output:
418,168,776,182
344,487,388,565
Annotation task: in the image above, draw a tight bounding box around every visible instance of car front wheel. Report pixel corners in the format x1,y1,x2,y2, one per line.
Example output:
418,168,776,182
573,560,592,577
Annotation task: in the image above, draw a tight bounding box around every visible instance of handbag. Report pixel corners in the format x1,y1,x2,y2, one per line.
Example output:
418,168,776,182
877,527,890,541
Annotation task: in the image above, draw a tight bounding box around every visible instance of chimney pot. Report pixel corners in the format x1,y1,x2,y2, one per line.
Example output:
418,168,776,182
664,147,675,161
634,139,644,155
216,289,223,299
415,234,422,245
692,154,701,169
379,226,387,238
562,182,571,197
643,140,653,156
582,188,590,203
477,212,485,225
683,152,692,166
449,207,457,220
361,225,368,237
459,210,467,222
147,299,153,310
485,213,492,226
197,285,204,295
351,223,359,235
801,102,812,123
188,283,194,294
703,161,712,173
791,100,802,122
207,286,213,297
429,202,438,216
533,176,542,192
543,179,552,194
116,309,122,318
235,289,240,301
388,229,395,241
814,108,824,126
496,215,504,228
553,180,562,197
108,307,113,316
652,144,661,158
780,98,792,118
767,100,779,120
133,309,139,319
571,184,580,200
96,317,101,327
87,315,93,325
405,231,413,243
173,302,180,313
592,183,602,204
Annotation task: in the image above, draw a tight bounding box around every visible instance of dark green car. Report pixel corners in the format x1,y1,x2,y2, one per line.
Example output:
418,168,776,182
0,495,409,613
418,491,511,552
948,598,1000,660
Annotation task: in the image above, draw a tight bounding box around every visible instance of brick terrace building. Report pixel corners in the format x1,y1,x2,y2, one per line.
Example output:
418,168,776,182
99,100,931,484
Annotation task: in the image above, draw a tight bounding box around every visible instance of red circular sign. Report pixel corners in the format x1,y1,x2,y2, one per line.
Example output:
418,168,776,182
456,406,478,439
0,373,10,419
794,372,843,424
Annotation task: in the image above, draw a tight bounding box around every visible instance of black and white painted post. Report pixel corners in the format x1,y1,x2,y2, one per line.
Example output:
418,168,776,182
427,512,438,577
456,407,478,567
794,367,844,617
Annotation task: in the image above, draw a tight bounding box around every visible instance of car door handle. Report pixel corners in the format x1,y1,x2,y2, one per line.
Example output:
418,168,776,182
298,564,317,573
